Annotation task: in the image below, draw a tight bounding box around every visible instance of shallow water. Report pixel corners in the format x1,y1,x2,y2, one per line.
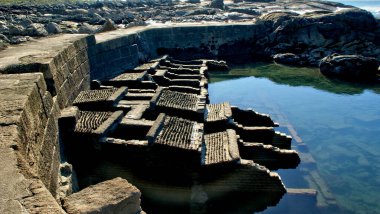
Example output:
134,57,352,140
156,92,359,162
208,63,380,214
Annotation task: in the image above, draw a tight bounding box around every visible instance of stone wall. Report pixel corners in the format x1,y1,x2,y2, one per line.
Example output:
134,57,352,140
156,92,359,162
0,34,94,212
91,23,257,80
140,23,257,60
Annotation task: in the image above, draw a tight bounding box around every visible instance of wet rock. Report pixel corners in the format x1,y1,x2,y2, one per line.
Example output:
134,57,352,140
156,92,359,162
46,22,62,34
26,23,48,37
63,177,142,214
320,54,379,80
206,60,229,71
273,53,300,65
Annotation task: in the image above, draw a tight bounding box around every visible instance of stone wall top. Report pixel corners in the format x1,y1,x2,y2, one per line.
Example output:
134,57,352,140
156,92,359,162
0,34,93,73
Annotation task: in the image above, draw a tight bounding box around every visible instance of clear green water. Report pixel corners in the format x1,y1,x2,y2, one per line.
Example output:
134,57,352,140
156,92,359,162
208,62,380,214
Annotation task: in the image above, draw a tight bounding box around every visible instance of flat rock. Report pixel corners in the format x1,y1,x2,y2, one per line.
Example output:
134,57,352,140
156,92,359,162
63,177,142,214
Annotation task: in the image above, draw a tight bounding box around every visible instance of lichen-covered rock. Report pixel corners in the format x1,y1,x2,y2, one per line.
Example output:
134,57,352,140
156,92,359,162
319,54,379,80
273,53,300,65
63,177,142,214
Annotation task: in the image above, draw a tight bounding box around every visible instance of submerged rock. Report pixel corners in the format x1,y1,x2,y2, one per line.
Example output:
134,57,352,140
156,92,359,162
63,177,143,214
319,54,379,80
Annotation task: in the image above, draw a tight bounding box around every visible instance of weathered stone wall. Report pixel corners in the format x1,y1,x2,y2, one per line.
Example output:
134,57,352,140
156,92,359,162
140,23,257,60
90,31,140,80
90,23,257,80
0,34,94,212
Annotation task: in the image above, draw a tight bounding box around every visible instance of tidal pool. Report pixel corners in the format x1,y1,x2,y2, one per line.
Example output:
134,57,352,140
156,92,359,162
208,62,380,214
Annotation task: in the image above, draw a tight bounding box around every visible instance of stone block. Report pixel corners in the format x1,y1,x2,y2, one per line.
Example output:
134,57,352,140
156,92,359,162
63,177,142,214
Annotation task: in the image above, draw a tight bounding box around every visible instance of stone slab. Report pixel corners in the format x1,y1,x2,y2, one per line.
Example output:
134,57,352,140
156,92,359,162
63,177,141,214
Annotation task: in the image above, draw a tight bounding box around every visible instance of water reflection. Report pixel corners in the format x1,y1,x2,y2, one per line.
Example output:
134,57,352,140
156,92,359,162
73,148,285,214
208,63,380,214
210,62,380,95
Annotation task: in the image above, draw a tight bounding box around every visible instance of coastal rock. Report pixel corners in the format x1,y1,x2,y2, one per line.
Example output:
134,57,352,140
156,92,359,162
210,0,224,10
46,22,62,34
8,25,25,35
319,54,379,80
0,39,7,50
206,60,229,71
10,36,32,44
78,23,97,34
0,34,10,43
255,8,379,65
63,177,142,214
26,23,48,37
97,19,117,33
273,53,300,65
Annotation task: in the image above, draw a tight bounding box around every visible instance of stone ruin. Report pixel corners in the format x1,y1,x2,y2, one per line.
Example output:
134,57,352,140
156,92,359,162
59,55,301,213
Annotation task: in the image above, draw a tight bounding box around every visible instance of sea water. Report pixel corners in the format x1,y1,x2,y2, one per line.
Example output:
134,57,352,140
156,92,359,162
208,63,380,214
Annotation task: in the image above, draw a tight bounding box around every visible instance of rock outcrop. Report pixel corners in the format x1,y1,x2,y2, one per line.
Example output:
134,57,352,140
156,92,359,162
319,54,379,80
255,8,380,66
63,177,143,214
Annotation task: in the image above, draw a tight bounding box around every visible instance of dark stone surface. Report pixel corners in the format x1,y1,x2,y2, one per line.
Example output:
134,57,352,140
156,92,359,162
320,54,379,80
273,53,300,65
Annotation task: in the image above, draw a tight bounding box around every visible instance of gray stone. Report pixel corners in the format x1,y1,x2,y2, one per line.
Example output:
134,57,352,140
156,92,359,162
210,0,224,9
320,54,379,80
46,22,62,34
63,177,142,214
78,23,98,34
273,53,301,65
8,25,25,36
26,23,48,37
10,36,32,44
97,19,117,33
0,34,9,43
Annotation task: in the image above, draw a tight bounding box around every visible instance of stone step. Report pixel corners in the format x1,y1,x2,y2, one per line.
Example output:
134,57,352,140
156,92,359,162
201,129,240,166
